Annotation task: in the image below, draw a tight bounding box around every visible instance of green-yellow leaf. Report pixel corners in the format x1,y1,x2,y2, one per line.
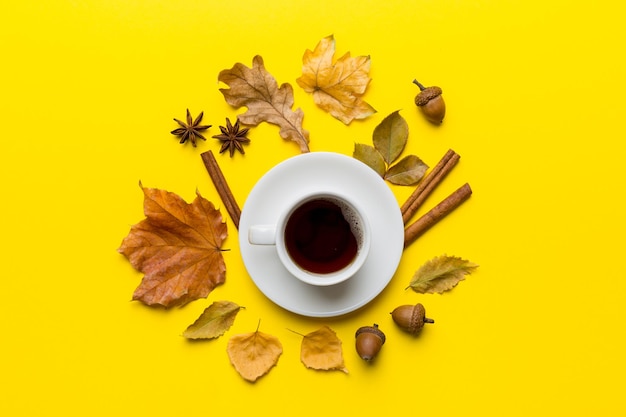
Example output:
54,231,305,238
353,143,386,177
409,255,479,293
183,300,242,340
384,155,428,185
373,110,408,165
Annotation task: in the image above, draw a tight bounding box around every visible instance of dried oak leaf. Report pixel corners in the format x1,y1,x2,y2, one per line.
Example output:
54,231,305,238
408,255,479,294
299,326,348,373
218,55,310,153
227,328,282,382
118,184,227,308
297,34,376,124
183,300,242,340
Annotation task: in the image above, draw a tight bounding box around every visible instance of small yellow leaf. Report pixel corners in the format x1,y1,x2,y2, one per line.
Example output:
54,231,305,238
227,330,282,382
300,326,348,373
183,301,242,340
409,255,479,294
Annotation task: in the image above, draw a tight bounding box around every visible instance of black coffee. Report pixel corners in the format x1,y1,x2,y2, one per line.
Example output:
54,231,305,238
284,198,359,274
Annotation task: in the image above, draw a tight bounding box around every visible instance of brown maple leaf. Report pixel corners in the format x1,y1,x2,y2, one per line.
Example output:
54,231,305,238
118,184,227,308
297,35,376,124
218,55,310,153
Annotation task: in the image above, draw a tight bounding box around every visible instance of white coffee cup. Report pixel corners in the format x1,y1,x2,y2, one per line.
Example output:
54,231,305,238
248,191,371,286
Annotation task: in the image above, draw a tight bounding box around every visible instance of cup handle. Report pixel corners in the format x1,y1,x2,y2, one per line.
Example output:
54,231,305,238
248,225,277,245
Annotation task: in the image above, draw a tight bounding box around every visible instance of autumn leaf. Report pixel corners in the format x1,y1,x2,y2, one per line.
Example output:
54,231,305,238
183,301,242,340
218,55,310,152
227,327,282,382
373,110,408,165
297,34,376,124
354,110,427,185
353,143,386,177
298,326,348,373
384,154,429,186
118,184,227,308
408,255,479,294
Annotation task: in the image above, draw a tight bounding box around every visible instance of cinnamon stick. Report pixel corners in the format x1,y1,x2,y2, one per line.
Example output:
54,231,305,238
404,183,472,248
200,150,241,229
401,149,460,224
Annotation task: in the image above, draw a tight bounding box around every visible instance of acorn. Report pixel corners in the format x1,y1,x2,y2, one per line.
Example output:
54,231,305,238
413,79,445,124
355,324,386,361
391,303,435,334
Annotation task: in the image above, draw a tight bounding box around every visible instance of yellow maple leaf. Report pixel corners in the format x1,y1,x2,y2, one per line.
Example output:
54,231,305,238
297,35,376,124
227,329,282,382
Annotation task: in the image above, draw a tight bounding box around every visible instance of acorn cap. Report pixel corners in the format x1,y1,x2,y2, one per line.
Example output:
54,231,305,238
415,86,443,106
355,324,386,344
409,303,426,331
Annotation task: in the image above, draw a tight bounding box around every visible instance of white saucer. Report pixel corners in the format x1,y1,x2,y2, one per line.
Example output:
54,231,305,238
238,152,404,317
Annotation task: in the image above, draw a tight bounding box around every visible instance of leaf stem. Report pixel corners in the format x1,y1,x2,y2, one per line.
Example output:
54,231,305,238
286,328,306,337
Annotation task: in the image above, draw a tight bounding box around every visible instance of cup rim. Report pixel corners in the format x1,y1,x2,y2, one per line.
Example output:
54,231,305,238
275,192,371,286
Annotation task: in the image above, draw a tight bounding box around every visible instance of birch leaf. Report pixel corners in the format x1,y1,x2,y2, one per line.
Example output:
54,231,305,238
227,329,282,382
373,110,408,165
409,255,479,294
299,326,348,373
353,143,386,177
218,55,310,152
118,184,227,308
297,35,376,124
384,155,429,185
183,301,242,340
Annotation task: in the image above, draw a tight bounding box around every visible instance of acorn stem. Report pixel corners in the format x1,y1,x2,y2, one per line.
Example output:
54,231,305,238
424,318,435,324
413,79,426,91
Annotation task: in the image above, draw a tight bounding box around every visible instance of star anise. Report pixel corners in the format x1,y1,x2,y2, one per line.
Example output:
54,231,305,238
171,109,211,147
212,117,251,157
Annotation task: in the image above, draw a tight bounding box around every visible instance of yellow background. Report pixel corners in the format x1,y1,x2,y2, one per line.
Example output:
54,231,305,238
2,1,625,415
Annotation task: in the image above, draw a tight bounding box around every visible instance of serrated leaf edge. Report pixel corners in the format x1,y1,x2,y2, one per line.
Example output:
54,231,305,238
408,255,479,294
